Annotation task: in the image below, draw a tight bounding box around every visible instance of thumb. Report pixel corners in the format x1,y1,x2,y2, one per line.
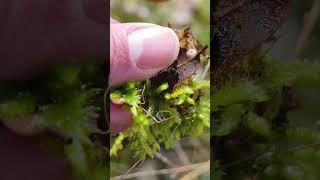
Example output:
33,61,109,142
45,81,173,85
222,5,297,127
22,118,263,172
110,22,180,87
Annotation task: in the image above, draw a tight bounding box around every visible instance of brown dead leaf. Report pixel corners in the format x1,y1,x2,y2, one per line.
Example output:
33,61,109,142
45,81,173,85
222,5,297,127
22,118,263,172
212,0,290,82
151,27,207,90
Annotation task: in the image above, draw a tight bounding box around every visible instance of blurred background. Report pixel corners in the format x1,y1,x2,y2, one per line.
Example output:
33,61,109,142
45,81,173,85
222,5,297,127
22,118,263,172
111,0,210,49
269,0,320,132
212,0,320,179
110,0,210,179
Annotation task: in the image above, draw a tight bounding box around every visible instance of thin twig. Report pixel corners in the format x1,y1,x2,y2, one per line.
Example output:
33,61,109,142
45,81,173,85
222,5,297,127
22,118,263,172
110,161,210,180
176,45,208,68
288,142,320,152
121,159,144,179
293,0,320,59
220,141,320,169
201,60,210,80
174,141,191,165
178,161,210,180
189,138,209,161
141,107,178,123
155,152,179,168
257,32,283,62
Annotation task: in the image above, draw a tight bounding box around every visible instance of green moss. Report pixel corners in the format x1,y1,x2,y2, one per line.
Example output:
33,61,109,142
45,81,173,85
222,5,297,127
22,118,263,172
110,79,210,159
0,63,107,180
0,93,36,118
212,58,320,179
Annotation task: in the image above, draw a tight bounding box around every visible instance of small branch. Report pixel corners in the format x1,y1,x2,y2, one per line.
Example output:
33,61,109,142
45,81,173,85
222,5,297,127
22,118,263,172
176,45,208,68
120,159,144,179
189,138,209,161
155,152,179,168
220,141,320,170
201,60,210,80
110,161,210,180
288,142,320,152
178,161,210,180
174,141,191,165
293,0,320,59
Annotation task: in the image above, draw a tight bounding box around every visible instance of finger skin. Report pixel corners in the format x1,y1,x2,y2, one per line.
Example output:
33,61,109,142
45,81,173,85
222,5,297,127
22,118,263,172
110,23,163,87
0,125,71,180
110,23,179,87
109,21,179,133
0,0,107,80
110,17,119,24
110,104,132,134
0,0,107,178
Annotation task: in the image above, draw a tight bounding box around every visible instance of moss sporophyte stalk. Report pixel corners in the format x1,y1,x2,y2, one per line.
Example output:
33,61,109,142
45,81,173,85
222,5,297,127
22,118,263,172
110,27,210,159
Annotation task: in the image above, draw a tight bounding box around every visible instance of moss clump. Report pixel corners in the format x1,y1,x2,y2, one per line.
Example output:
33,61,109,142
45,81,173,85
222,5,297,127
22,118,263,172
110,79,210,159
212,53,320,179
0,93,36,118
0,63,108,180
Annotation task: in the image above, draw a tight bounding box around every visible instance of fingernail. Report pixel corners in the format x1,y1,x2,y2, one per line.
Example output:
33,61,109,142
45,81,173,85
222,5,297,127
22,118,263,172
128,26,180,69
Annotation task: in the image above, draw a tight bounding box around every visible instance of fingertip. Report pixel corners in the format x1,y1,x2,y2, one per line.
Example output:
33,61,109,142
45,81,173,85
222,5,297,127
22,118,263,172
110,23,180,87
110,103,132,133
110,18,119,24
128,26,179,69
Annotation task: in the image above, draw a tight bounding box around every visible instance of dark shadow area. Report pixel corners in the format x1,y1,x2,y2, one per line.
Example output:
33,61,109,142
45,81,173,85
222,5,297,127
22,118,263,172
0,1,109,179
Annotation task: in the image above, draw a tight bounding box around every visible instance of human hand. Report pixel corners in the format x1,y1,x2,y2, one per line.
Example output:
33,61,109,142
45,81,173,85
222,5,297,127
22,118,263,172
109,18,179,133
0,1,179,179
0,0,107,80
